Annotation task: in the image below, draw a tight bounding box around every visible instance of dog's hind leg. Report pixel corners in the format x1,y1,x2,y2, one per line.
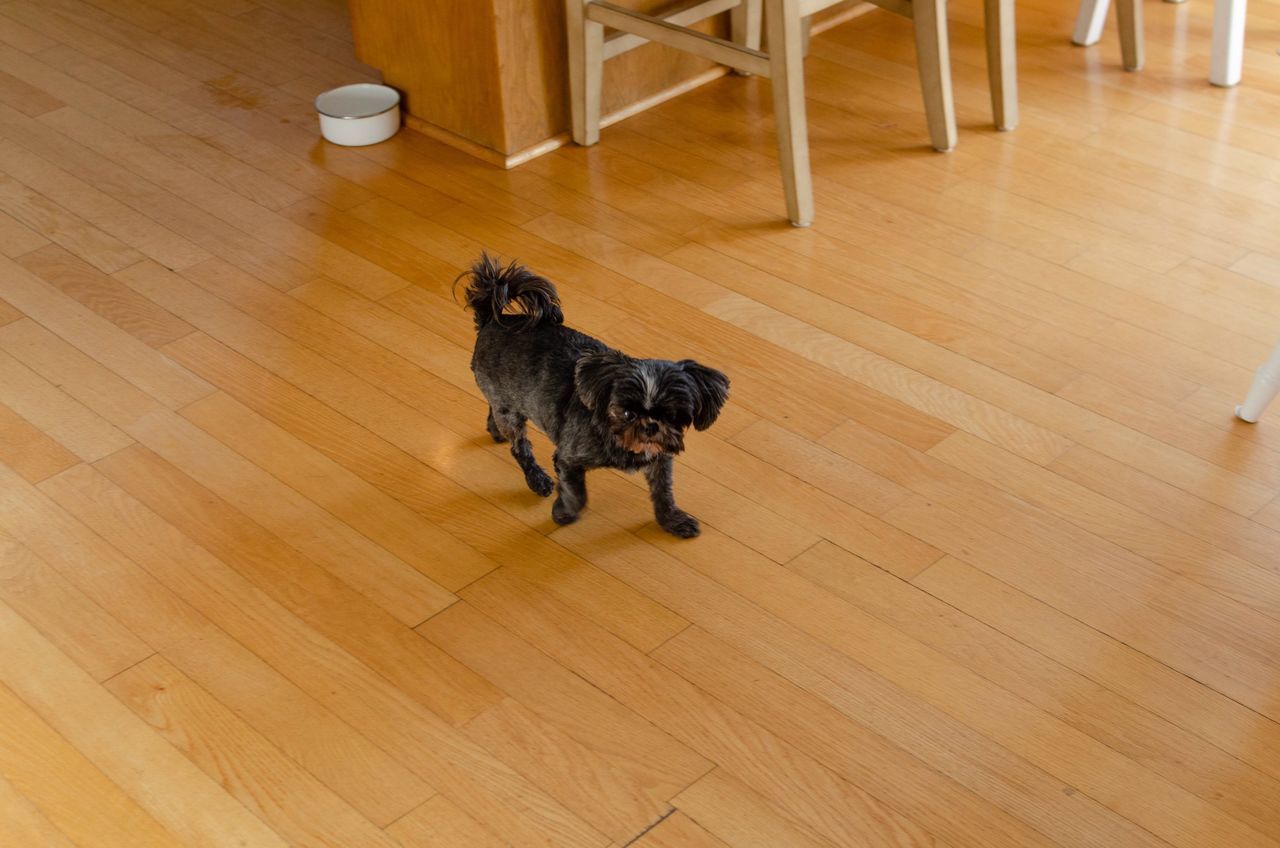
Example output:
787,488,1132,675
485,408,507,443
493,409,554,497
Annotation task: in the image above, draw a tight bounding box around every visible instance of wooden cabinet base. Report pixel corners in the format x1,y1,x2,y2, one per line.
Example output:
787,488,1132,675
348,0,867,166
403,66,728,169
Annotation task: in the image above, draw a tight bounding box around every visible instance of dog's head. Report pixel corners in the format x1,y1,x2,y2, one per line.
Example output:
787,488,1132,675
574,351,729,458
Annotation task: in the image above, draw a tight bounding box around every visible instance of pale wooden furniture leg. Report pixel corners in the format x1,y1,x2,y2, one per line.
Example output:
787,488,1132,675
576,0,975,225
984,0,1018,131
731,0,764,49
730,0,763,74
1210,0,1246,86
566,0,604,145
1237,340,1280,422
1115,0,1144,70
1072,0,1141,71
764,0,815,227
912,0,957,152
1072,0,1109,46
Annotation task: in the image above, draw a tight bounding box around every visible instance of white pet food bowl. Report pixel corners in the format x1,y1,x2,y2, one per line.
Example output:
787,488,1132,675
316,83,401,146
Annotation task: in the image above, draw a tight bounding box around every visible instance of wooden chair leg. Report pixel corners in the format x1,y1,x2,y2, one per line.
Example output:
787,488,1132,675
730,0,763,49
565,0,603,145
1072,0,1110,46
730,0,763,75
764,0,814,227
1115,0,1144,71
984,0,1017,131
912,0,957,152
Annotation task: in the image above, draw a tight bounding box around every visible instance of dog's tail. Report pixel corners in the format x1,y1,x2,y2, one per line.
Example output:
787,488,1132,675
458,253,563,332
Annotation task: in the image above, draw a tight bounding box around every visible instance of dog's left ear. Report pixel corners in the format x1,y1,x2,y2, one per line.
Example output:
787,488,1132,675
679,360,730,430
575,350,629,414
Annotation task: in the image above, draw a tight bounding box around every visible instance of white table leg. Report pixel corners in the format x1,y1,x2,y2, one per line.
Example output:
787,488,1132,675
1073,0,1110,46
1236,340,1280,423
1210,0,1247,86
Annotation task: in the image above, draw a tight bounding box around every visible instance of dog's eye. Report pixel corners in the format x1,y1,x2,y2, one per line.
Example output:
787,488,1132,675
620,410,635,422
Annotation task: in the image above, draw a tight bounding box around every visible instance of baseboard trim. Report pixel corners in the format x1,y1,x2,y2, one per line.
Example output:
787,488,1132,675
810,1,877,36
401,115,511,168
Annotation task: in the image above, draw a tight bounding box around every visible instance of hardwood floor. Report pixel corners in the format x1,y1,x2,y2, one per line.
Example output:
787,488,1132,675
1,0,1279,845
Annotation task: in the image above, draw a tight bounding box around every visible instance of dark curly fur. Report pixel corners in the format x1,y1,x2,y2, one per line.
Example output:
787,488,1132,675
460,254,729,537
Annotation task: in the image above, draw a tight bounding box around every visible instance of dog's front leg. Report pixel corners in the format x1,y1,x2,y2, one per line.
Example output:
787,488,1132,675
644,456,700,538
551,452,587,525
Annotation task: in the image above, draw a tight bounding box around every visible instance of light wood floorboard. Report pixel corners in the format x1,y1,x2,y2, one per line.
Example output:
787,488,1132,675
0,0,1278,844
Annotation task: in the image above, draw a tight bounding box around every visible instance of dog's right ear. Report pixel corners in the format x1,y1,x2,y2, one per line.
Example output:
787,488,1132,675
575,350,628,413
679,360,730,431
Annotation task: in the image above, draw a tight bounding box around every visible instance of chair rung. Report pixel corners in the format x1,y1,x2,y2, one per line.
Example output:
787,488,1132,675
797,0,851,16
603,0,742,59
801,0,911,17
587,1,771,75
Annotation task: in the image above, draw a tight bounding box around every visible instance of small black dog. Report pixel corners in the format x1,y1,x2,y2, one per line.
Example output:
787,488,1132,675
461,254,729,537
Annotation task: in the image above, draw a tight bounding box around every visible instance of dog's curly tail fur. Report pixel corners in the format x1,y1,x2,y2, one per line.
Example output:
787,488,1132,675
459,253,563,332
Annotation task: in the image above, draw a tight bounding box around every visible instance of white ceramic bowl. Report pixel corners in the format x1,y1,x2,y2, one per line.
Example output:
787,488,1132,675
315,83,401,146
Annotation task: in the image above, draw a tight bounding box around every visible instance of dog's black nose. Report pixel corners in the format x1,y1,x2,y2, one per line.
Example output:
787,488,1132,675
643,421,659,437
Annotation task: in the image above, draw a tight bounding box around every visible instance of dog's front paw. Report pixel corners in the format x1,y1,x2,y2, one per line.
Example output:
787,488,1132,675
525,469,555,497
659,509,700,538
552,498,580,525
